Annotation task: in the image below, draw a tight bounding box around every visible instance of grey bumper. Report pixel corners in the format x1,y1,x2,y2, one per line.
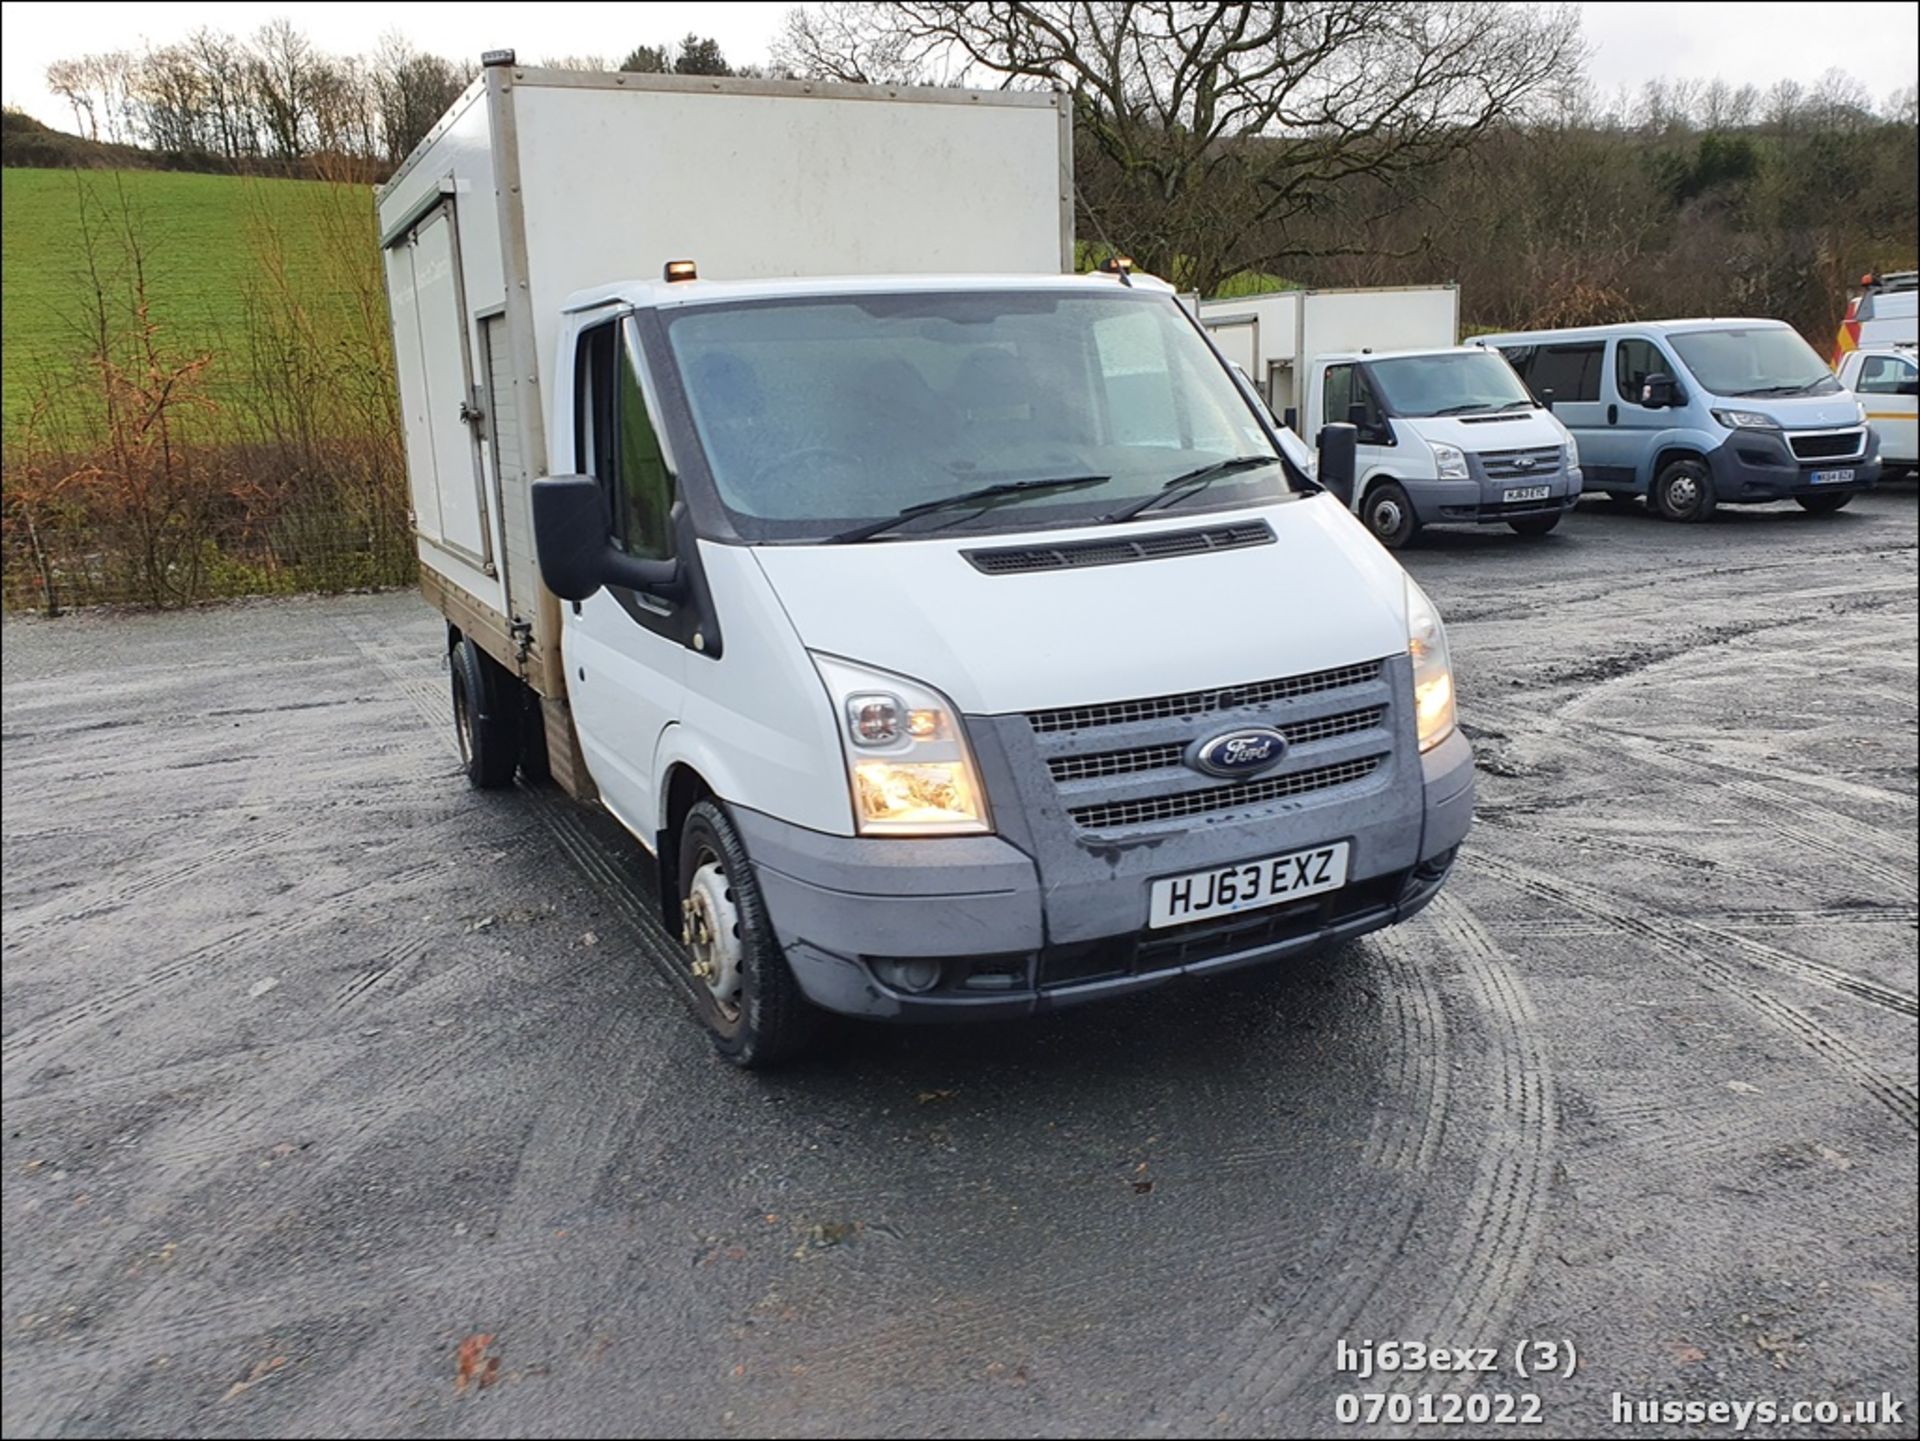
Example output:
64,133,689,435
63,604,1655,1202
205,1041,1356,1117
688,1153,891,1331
1705,431,1880,502
736,720,1474,1023
1408,461,1583,527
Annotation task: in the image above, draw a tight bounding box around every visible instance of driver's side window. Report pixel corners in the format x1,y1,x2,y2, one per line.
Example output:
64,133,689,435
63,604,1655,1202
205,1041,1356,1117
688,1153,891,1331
1615,338,1668,405
575,321,675,562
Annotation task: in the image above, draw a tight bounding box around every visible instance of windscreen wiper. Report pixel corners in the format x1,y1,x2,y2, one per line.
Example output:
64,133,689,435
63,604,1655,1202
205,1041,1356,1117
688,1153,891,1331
827,474,1112,544
1735,383,1817,397
1433,402,1497,416
1102,455,1280,524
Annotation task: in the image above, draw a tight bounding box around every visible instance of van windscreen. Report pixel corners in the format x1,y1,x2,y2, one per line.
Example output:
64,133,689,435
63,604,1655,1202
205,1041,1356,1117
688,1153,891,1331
1667,327,1841,398
1364,351,1536,418
660,290,1294,542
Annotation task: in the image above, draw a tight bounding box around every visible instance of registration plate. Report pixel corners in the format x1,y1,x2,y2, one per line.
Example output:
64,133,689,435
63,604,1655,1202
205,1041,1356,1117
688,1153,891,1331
1811,468,1854,485
1503,484,1552,503
1148,841,1350,929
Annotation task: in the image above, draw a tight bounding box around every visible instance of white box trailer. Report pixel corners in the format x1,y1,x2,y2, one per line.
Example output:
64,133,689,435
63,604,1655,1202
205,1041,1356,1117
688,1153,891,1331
376,58,1072,794
1196,285,1460,423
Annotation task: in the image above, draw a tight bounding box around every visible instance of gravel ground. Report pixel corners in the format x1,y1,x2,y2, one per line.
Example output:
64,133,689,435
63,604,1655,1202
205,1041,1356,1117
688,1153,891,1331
3,490,1916,1439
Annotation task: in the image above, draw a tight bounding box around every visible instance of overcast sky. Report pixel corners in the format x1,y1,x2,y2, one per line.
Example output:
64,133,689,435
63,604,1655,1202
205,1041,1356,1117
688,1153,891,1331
2,0,1915,129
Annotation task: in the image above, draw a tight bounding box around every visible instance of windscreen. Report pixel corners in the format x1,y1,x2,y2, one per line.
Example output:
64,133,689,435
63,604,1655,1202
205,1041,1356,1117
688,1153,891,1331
1364,351,1536,418
661,290,1291,541
1667,327,1842,397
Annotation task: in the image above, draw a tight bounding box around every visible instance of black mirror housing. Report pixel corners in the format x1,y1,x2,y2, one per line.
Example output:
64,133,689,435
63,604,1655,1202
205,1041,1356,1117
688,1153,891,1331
531,475,682,602
1318,422,1358,503
1640,373,1680,409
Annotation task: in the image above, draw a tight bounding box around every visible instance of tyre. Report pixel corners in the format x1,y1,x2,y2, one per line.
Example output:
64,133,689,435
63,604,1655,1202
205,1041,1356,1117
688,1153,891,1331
1795,492,1853,515
1361,481,1419,549
1507,512,1562,536
678,799,819,1068
1651,457,1716,522
450,636,521,789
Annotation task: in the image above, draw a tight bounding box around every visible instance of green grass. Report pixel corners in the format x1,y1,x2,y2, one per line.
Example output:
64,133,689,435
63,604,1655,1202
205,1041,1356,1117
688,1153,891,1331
2,167,381,443
1210,270,1297,300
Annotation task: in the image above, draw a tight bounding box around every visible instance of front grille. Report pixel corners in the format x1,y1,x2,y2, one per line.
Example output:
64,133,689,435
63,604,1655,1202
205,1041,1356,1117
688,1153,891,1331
1067,754,1385,831
1026,660,1382,735
966,522,1273,575
1788,429,1864,461
1045,705,1386,784
1479,445,1562,480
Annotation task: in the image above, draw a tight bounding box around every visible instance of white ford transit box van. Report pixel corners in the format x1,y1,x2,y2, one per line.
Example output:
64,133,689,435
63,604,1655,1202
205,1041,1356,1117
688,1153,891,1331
378,59,1473,1065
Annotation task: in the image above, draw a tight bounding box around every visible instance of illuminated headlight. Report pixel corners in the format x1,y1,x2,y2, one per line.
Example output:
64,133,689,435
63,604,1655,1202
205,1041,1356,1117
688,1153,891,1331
814,655,990,836
1432,442,1469,480
1711,408,1781,431
1406,577,1456,753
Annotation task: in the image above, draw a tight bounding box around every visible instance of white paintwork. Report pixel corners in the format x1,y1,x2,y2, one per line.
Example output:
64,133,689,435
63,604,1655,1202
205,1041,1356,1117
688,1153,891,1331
513,82,1066,454
751,493,1411,719
376,79,509,619
1840,347,1919,466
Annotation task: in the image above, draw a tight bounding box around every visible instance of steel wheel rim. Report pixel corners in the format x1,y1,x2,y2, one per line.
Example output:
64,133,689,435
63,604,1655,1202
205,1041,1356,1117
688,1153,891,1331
1666,473,1699,511
453,674,474,766
1371,496,1404,535
683,850,743,1021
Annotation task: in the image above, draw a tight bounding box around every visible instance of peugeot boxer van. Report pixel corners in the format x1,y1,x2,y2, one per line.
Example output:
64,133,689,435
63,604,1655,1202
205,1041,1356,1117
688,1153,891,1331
1477,319,1880,520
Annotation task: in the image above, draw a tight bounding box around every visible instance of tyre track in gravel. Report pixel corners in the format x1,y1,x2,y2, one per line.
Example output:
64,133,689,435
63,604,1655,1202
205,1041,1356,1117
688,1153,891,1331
1145,896,1554,1436
1472,852,1917,1131
1475,815,1917,1018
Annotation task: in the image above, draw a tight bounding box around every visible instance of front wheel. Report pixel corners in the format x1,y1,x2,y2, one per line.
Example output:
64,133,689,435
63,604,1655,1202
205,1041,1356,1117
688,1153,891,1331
678,799,819,1068
1652,458,1716,522
1362,481,1419,549
1796,492,1853,515
1508,512,1562,537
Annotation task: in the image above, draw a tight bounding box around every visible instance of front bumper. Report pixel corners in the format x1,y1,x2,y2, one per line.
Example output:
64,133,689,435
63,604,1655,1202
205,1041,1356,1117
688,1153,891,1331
1705,430,1881,502
736,723,1474,1023
1411,462,1583,527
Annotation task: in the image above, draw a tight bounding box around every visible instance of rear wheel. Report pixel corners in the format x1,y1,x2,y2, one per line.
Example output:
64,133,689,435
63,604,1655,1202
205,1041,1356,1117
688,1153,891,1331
450,636,521,789
1652,458,1716,522
1362,481,1419,549
1795,492,1853,515
678,799,819,1068
1508,512,1562,536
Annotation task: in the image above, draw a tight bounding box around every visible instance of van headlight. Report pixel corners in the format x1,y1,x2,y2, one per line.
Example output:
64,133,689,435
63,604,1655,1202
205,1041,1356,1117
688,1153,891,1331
1406,578,1456,753
1563,435,1580,471
1432,442,1469,480
1711,408,1781,430
812,655,991,836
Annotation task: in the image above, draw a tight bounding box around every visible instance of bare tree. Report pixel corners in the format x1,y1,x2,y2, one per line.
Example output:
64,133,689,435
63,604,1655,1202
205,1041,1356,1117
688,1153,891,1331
135,44,209,153
46,57,100,139
252,18,317,158
776,2,1582,293
188,29,257,159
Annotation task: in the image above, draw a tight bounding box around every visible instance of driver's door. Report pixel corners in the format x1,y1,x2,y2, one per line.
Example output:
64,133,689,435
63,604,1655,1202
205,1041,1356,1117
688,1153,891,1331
564,317,687,840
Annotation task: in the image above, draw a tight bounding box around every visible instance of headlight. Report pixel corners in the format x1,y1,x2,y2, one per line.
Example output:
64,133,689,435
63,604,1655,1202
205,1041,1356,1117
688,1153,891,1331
1406,577,1456,753
1432,442,1469,480
1563,435,1580,471
1855,401,1868,425
812,654,990,836
1711,408,1781,430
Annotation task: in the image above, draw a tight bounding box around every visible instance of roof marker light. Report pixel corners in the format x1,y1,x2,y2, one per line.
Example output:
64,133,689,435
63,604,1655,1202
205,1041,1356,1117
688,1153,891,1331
663,260,698,283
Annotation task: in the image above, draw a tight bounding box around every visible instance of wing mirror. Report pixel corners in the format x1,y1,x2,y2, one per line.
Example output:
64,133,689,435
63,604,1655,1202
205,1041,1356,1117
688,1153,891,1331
1640,373,1681,408
531,475,683,602
1318,422,1358,504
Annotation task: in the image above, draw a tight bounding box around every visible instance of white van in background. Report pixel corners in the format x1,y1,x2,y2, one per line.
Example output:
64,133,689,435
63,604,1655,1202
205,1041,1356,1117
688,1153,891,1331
1833,271,1919,364
1839,344,1919,478
1296,346,1582,548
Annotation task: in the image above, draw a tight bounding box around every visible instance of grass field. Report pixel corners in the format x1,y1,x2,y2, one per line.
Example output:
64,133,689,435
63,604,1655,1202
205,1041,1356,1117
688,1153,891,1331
1,168,382,443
